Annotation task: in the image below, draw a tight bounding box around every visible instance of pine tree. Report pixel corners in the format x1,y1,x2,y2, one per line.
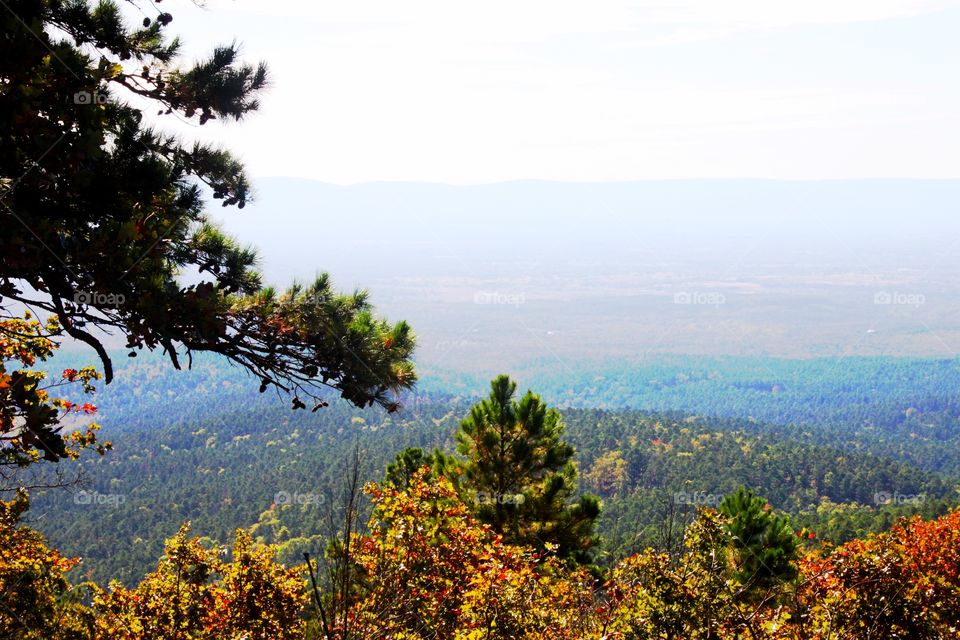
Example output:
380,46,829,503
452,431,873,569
383,447,456,490
0,0,416,464
455,375,600,564
719,486,798,598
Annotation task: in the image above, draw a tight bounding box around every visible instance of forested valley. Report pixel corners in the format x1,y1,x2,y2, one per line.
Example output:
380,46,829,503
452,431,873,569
27,352,960,587
3,1,960,638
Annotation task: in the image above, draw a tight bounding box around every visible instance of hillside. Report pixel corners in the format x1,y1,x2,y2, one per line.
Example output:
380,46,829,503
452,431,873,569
29,354,960,584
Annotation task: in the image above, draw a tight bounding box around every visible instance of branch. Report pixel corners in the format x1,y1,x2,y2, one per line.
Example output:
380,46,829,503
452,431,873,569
48,292,114,383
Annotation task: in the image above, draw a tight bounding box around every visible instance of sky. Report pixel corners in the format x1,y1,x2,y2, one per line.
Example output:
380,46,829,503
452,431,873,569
150,0,960,184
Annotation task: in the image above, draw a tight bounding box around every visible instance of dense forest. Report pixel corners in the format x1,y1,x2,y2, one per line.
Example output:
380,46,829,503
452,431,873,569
424,355,960,473
9,359,960,638
25,351,960,585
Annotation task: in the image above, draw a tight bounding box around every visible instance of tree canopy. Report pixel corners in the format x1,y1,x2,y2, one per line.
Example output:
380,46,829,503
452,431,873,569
0,0,416,457
5,472,960,639
455,374,601,565
719,486,799,599
0,312,106,478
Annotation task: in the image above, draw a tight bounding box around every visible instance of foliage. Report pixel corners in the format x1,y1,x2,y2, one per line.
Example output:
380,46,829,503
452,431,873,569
455,375,601,565
0,489,80,639
605,507,796,639
384,446,455,490
336,468,600,639
564,408,957,561
795,509,960,639
0,0,414,414
719,487,798,599
583,449,630,496
90,525,307,640
1,312,107,479
23,357,957,585
4,456,960,639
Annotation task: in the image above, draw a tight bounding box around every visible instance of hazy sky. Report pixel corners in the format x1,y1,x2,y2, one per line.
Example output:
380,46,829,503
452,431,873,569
155,0,960,184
